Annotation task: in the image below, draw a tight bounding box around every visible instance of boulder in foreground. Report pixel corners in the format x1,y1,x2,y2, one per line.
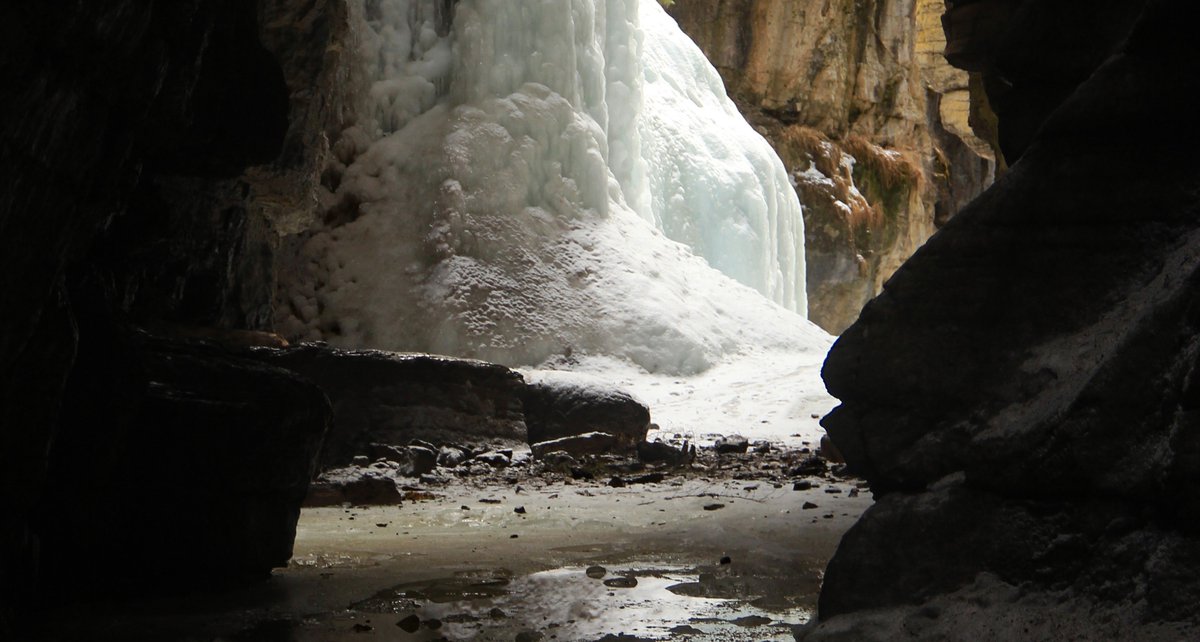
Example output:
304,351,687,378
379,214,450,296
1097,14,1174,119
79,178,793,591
254,344,528,468
36,330,330,591
522,376,650,453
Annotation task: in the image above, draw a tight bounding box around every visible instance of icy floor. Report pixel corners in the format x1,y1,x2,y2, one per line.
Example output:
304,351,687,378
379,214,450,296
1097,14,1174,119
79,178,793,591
26,341,849,642
26,475,869,641
348,564,812,640
278,477,867,641
525,345,837,449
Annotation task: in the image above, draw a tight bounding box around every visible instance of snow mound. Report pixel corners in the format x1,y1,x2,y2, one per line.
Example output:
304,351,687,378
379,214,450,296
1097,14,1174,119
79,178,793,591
526,344,836,449
277,0,826,376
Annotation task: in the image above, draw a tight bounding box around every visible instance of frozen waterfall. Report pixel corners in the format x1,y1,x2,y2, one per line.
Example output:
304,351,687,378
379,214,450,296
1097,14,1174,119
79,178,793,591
278,0,825,375
635,3,806,314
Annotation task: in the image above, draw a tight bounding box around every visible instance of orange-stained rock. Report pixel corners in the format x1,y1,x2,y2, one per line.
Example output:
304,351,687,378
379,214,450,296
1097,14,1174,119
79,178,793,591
669,0,996,332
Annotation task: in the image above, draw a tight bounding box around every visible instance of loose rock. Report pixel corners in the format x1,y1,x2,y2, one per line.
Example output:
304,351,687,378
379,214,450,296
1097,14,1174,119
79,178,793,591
474,451,511,468
731,615,771,627
531,432,619,459
437,445,471,468
397,614,420,632
714,435,749,454
790,456,828,477
636,439,694,464
521,379,650,450
305,468,402,507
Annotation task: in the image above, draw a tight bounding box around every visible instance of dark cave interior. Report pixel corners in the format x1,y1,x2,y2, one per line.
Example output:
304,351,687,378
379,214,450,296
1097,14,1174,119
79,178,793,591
3,0,1200,640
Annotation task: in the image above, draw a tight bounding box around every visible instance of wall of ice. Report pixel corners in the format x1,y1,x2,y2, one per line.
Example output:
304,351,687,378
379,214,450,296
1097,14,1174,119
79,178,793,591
634,3,806,313
277,0,821,375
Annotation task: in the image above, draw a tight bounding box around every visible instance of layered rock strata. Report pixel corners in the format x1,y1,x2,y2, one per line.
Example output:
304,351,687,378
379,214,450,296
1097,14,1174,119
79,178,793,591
255,345,529,467
254,343,654,468
812,0,1200,637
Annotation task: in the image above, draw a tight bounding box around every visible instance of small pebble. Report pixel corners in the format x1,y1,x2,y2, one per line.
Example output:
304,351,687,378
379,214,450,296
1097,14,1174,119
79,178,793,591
604,576,638,588
397,614,420,632
444,613,480,623
732,615,772,627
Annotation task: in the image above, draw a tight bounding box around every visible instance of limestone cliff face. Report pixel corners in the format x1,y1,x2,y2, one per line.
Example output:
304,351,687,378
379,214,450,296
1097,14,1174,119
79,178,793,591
669,0,995,332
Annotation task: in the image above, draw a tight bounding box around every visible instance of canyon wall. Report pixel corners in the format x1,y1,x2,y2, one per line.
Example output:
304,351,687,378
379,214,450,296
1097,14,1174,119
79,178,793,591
0,0,349,621
811,0,1200,638
9,2,1192,638
669,0,995,332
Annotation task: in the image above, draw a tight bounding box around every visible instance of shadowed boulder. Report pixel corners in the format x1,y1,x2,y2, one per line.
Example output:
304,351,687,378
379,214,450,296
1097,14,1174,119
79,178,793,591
254,344,528,467
522,378,651,453
811,1,1200,638
35,329,330,593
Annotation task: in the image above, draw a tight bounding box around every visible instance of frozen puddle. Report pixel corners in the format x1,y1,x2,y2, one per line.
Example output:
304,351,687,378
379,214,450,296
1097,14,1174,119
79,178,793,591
352,564,808,640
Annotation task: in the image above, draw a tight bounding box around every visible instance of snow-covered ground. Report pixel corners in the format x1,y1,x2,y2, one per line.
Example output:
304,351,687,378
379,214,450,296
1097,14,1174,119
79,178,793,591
526,343,835,449
278,0,837,442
